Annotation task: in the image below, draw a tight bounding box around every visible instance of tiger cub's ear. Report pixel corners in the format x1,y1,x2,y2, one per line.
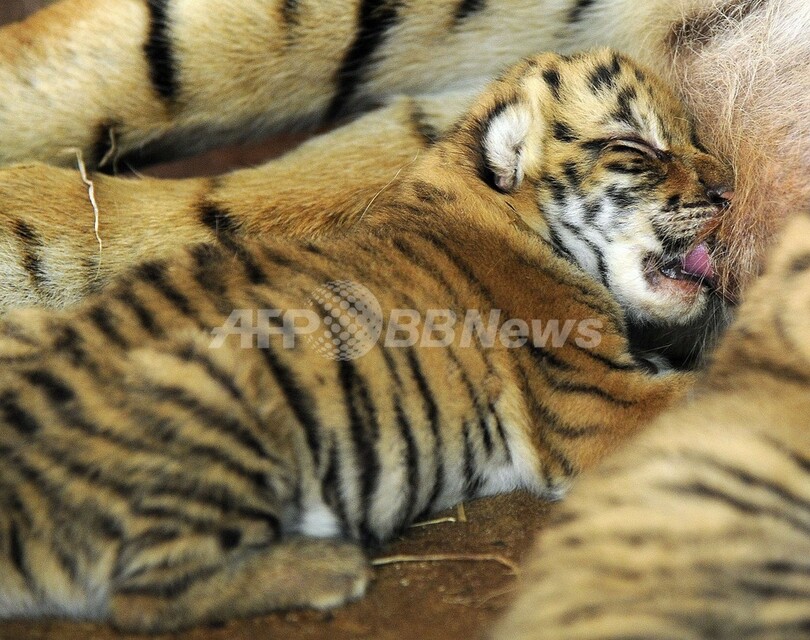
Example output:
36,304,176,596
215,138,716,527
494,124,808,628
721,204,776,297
482,102,542,193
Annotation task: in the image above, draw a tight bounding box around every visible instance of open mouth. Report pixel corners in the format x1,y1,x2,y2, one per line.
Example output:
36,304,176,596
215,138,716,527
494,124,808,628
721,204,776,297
644,243,716,295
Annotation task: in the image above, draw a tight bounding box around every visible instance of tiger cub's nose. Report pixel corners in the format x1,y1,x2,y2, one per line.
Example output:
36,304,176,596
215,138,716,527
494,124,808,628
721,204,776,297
706,185,734,207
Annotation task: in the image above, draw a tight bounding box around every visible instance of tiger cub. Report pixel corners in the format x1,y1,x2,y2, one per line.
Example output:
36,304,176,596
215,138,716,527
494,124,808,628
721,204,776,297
492,210,810,640
0,50,730,632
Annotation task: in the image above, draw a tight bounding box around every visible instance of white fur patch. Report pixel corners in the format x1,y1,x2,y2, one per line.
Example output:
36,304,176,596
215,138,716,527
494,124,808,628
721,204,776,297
299,501,341,538
483,104,532,192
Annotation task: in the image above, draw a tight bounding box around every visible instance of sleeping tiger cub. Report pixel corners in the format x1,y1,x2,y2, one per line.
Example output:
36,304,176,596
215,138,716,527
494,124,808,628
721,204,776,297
0,50,730,632
493,210,810,640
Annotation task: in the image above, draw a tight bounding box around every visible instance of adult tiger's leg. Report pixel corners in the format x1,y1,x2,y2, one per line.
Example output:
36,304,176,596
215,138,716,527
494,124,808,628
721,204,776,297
0,0,562,169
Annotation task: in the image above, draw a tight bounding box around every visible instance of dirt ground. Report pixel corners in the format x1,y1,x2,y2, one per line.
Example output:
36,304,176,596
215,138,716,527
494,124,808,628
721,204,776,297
0,493,552,640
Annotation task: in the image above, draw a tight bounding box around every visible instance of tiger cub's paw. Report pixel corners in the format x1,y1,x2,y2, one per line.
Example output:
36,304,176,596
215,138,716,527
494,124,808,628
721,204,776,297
110,538,371,633
277,538,372,611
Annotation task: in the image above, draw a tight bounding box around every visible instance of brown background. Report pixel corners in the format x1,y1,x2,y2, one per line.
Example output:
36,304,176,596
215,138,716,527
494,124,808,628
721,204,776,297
0,3,552,639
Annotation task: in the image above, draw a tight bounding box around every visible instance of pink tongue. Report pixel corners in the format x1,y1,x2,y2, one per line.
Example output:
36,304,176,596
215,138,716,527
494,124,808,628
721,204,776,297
681,243,714,281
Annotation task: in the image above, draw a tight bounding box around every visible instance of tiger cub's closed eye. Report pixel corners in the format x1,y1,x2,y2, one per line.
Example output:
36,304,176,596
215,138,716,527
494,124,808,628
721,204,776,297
605,138,671,162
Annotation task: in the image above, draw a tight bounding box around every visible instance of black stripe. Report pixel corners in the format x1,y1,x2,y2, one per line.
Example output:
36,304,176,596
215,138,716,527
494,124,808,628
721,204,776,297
144,0,179,101
229,243,268,286
175,345,247,405
321,437,350,535
669,480,810,536
23,370,76,404
379,348,420,527
568,0,596,23
514,359,577,477
326,0,402,119
125,527,182,557
588,55,621,93
13,219,47,292
412,180,455,204
605,184,640,209
542,68,562,100
50,323,91,367
682,453,810,517
218,528,242,551
462,421,484,496
453,0,486,25
86,305,130,349
563,161,582,189
547,225,576,263
690,129,709,153
194,237,267,289
257,244,298,270
488,403,512,464
446,350,496,459
733,353,810,387
761,560,810,575
0,321,39,347
612,85,639,127
66,393,274,494
552,121,577,142
51,540,82,584
736,579,810,599
9,520,35,589
543,174,567,206
405,348,444,519
189,243,230,302
134,261,197,320
115,288,165,339
532,358,633,408
410,103,441,146
554,219,609,288
573,343,638,371
761,435,810,474
394,398,420,526
9,489,81,585
259,344,323,467
531,397,600,439
199,202,240,237
338,359,381,543
0,391,42,435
